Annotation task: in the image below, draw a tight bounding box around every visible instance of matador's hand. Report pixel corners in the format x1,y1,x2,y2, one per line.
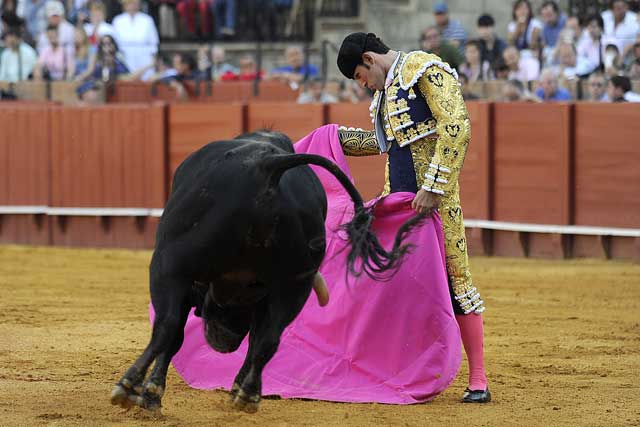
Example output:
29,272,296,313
411,189,441,215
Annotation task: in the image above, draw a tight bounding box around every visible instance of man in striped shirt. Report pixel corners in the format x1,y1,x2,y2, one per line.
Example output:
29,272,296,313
433,2,467,52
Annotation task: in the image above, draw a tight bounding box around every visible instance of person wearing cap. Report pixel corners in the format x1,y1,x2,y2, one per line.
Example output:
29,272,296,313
0,27,38,82
433,1,467,51
36,0,75,58
334,32,490,403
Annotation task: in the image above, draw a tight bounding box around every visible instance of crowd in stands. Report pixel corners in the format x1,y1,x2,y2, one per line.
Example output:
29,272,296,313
1,0,640,104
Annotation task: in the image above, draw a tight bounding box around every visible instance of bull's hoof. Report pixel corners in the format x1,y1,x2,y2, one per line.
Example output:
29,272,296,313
111,381,164,413
229,382,241,400
230,389,260,413
111,384,134,408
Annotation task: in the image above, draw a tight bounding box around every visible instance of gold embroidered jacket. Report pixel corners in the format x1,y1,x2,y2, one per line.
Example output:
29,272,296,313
338,51,471,197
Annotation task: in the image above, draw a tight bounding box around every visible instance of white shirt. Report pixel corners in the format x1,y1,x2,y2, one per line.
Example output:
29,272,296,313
37,20,75,56
624,91,640,102
508,56,540,83
0,42,38,82
601,10,639,53
112,11,159,78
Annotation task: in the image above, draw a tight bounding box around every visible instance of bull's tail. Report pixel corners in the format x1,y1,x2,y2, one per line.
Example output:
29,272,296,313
260,153,425,280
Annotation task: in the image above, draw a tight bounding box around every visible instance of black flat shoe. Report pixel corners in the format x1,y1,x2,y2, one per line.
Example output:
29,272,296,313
461,387,491,403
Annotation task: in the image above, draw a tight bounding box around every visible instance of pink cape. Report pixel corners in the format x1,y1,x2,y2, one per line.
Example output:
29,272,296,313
151,124,461,404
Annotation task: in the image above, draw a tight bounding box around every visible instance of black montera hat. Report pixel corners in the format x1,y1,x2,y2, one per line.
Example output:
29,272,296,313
337,32,376,79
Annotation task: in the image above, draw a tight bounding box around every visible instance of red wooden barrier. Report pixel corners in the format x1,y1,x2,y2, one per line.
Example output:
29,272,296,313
327,102,373,129
326,102,386,200
0,104,51,245
574,103,640,228
49,104,166,248
247,102,324,142
168,103,245,187
492,103,573,258
459,101,492,256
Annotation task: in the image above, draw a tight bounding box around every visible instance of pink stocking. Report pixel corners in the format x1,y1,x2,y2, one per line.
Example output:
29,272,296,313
455,313,488,391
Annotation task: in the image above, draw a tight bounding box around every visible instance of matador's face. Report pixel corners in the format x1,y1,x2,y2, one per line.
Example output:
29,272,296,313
353,55,385,92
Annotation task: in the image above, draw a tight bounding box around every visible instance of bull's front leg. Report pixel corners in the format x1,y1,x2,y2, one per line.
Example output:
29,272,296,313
231,279,312,413
111,276,191,414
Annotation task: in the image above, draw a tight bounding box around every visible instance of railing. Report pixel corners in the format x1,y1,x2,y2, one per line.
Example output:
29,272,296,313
319,0,360,17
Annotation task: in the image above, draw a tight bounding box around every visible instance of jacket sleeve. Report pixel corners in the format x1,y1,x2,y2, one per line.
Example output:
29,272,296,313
337,126,381,157
416,66,471,196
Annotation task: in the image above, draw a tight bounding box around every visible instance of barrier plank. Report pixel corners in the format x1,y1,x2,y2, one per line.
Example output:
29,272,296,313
49,104,167,248
327,102,373,129
346,155,387,201
0,104,51,245
168,103,244,186
574,103,640,228
247,102,324,142
459,101,491,220
492,103,572,225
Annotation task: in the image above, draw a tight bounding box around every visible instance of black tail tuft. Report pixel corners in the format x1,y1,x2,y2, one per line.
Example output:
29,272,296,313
342,205,429,281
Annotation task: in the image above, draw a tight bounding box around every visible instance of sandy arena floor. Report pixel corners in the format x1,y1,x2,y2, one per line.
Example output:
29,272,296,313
0,245,639,426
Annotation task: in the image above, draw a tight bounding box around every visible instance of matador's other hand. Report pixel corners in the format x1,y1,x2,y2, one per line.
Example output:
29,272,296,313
411,189,441,215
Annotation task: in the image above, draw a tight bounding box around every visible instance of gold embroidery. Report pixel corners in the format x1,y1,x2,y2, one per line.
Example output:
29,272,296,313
338,128,380,157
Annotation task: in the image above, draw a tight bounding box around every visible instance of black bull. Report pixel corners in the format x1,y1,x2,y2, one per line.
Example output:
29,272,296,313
111,131,423,413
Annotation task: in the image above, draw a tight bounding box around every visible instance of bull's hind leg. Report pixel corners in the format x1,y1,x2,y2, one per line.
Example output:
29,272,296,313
111,277,191,413
231,278,313,413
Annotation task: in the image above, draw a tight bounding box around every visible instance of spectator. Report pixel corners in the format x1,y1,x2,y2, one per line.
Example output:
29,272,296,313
338,79,371,103
297,77,337,104
624,41,640,70
458,72,481,100
607,74,640,101
83,0,115,51
603,43,624,76
459,39,492,82
553,41,593,79
420,25,464,70
197,45,238,81
476,14,507,68
577,14,606,73
33,24,73,80
212,0,235,38
159,52,197,101
493,57,510,80
75,79,103,104
540,1,567,49
67,0,91,25
534,68,572,101
127,52,177,81
507,0,542,53
503,45,540,83
1,11,30,45
176,0,213,38
112,0,158,80
565,15,583,43
72,26,90,76
237,54,263,81
23,0,47,45
0,27,37,82
76,34,129,83
501,79,540,101
587,72,609,101
629,58,640,79
432,1,466,50
602,0,639,55
37,1,75,57
269,46,318,88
